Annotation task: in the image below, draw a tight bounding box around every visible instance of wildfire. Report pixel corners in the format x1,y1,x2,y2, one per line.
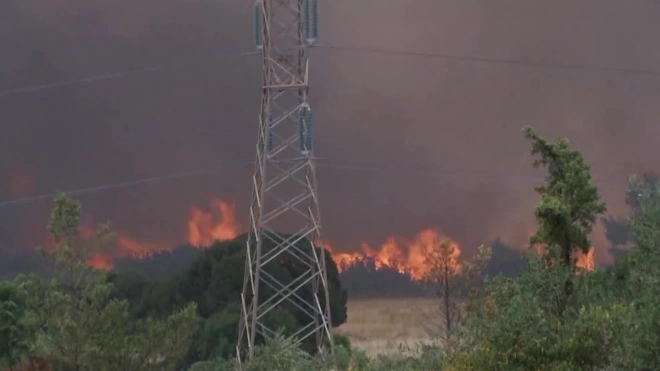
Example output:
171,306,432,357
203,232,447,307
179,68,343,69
57,195,595,276
79,225,161,270
324,229,462,281
70,197,465,279
575,247,595,272
82,199,241,269
187,199,240,246
534,244,596,273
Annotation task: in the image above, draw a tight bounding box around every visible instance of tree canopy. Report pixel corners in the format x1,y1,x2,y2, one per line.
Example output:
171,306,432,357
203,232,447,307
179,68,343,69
523,126,606,266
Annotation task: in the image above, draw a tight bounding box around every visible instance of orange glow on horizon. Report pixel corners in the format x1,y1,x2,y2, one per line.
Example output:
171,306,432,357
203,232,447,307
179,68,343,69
38,196,598,276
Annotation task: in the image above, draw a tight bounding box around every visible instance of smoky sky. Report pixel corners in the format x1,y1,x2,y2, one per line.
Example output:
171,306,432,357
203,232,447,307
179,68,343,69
1,0,660,265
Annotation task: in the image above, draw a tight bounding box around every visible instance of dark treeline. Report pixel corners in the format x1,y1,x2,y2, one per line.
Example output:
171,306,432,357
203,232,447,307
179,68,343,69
0,238,526,299
1,244,526,301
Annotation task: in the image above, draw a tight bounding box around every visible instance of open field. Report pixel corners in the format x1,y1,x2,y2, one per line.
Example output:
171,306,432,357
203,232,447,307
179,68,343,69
334,297,440,357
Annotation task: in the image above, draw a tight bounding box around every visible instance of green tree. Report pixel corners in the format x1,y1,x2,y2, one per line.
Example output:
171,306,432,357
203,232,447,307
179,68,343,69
524,127,606,321
0,281,29,370
440,129,619,370
422,240,491,346
607,175,660,369
424,239,460,342
23,193,199,371
625,173,660,214
523,126,606,267
110,233,348,368
443,253,623,371
601,173,659,257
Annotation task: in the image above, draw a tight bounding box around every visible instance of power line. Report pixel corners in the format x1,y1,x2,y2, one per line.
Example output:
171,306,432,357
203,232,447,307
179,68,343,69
319,44,660,78
0,158,633,209
0,162,254,207
0,51,258,98
2,42,659,99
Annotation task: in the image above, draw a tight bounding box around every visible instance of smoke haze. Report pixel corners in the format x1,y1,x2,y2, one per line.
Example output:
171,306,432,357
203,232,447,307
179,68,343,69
1,0,659,266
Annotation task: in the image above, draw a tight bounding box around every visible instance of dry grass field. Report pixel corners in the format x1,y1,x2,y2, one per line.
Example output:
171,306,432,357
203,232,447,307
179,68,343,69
334,297,441,357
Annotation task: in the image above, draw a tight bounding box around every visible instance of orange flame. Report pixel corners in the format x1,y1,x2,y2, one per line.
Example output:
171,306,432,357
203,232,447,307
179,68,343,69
87,199,241,269
49,196,596,277
187,199,240,246
78,225,161,270
64,197,467,279
575,247,595,272
322,241,362,268
40,199,241,270
531,243,596,273
325,229,462,280
40,225,161,270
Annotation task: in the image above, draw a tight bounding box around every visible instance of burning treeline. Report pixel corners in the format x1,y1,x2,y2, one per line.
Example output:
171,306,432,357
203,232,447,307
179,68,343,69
324,229,462,280
74,198,594,276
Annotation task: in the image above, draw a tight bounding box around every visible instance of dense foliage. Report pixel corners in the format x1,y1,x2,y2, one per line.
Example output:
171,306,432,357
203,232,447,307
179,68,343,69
0,194,348,371
3,127,660,370
108,233,348,367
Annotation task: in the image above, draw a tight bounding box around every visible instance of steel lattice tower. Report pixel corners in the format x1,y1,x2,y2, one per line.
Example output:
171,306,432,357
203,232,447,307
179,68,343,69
236,0,332,364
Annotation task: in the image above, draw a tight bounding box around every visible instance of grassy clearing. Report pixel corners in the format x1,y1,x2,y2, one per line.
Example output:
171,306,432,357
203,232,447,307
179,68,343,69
334,297,440,357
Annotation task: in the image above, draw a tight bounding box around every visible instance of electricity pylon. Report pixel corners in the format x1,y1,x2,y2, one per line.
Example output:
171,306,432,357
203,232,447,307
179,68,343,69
236,0,333,364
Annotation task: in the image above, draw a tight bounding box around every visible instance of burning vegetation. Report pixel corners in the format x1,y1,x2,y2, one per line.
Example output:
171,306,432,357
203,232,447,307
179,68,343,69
325,229,462,281
73,195,594,277
77,197,470,278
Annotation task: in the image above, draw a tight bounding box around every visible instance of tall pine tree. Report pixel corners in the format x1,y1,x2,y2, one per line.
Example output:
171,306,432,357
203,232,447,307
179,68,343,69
524,126,606,267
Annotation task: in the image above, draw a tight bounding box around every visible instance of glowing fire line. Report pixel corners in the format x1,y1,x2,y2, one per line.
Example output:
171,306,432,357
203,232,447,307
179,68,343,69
58,197,593,275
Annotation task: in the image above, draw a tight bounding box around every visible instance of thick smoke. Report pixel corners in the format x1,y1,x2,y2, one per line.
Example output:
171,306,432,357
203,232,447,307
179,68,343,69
1,0,659,267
